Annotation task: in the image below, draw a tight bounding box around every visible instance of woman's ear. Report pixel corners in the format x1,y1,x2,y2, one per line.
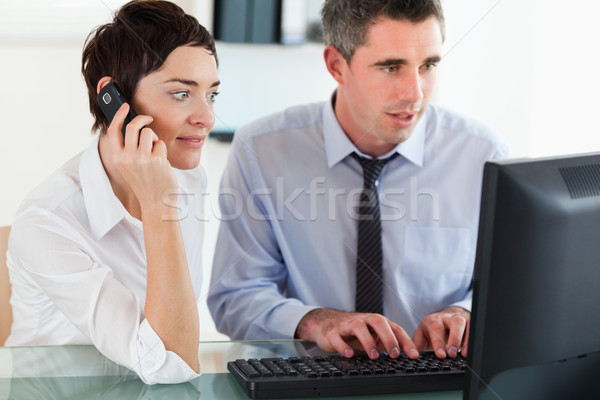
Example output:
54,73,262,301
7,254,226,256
323,46,347,86
96,76,113,94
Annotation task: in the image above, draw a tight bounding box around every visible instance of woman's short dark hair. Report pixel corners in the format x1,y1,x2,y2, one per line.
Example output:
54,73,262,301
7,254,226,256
82,0,217,133
321,0,445,63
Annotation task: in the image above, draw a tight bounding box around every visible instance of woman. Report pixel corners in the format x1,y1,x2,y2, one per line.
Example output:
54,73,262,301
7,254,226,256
5,0,219,384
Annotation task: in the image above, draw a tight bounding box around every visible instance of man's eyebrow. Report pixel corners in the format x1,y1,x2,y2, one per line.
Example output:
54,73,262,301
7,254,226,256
373,58,408,67
425,56,442,64
372,55,442,67
163,78,221,88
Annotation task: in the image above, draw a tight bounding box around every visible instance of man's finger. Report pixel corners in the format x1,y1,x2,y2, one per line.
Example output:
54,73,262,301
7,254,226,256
412,325,429,352
349,319,379,359
424,320,447,358
446,314,467,358
390,324,419,359
325,330,354,358
365,316,400,358
461,319,470,357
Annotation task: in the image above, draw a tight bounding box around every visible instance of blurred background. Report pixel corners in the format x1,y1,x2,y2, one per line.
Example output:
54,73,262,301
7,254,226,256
1,0,600,340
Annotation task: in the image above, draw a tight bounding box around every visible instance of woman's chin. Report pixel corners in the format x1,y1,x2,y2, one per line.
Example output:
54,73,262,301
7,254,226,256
168,154,202,170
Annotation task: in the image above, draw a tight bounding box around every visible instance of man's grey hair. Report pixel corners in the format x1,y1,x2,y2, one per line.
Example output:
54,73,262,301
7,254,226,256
321,0,445,63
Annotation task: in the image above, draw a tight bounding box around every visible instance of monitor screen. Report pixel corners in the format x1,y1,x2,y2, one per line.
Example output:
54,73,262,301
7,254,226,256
465,153,600,400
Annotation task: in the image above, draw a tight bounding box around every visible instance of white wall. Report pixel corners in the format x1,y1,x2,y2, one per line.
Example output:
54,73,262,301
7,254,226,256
437,0,600,157
0,44,96,226
529,0,600,156
437,0,537,156
212,42,335,133
2,0,600,340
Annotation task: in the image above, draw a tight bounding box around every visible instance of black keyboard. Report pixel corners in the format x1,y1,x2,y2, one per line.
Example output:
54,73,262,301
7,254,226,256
227,351,466,399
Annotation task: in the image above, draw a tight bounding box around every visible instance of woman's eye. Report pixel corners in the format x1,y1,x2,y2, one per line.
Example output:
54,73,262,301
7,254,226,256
171,91,190,101
209,91,220,103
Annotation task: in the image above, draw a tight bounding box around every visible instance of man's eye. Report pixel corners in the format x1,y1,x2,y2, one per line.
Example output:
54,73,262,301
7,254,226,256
171,91,190,100
383,66,399,73
209,91,220,103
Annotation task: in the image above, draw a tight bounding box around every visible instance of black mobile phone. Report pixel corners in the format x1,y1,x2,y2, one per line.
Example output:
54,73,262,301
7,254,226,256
97,82,137,139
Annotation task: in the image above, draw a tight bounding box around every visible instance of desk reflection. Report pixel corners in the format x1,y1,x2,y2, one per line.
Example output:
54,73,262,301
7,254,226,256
9,376,201,400
2,346,201,399
0,341,324,400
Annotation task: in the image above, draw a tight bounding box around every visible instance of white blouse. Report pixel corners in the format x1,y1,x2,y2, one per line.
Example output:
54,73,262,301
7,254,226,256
6,136,206,384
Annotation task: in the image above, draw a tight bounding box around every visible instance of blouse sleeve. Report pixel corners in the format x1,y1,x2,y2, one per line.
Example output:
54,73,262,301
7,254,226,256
8,212,199,384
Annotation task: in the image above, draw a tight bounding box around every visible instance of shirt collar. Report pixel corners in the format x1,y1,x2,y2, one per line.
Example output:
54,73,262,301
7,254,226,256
323,92,426,167
79,135,127,240
78,135,206,240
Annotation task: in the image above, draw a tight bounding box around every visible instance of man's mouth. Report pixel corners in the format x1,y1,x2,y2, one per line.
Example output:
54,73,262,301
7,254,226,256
389,112,415,120
385,111,420,128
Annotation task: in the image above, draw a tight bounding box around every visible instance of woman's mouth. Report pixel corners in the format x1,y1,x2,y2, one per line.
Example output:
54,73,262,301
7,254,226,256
176,135,205,148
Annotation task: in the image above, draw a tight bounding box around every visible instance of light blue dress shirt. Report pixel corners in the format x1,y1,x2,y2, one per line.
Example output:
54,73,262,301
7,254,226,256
208,97,510,340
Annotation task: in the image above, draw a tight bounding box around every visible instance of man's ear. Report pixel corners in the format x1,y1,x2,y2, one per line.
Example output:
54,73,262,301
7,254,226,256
96,76,113,94
323,46,347,86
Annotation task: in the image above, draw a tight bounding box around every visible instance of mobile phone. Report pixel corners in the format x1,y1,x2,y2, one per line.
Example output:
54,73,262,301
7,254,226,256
97,82,137,139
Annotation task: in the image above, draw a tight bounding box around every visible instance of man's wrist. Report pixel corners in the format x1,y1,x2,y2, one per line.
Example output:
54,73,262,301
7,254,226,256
295,308,328,341
442,305,469,314
295,308,343,341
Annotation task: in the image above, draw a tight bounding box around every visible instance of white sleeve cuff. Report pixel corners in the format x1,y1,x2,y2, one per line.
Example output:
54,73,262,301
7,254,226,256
135,319,200,385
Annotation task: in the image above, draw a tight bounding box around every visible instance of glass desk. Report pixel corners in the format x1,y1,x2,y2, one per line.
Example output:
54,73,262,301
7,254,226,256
0,340,463,399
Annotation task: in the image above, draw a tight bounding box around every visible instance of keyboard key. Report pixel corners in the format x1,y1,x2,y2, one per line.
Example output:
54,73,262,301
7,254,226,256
234,360,260,378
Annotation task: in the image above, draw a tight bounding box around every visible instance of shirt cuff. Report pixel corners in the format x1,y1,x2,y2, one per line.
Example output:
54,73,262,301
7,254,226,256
268,302,320,339
450,289,473,312
135,319,200,385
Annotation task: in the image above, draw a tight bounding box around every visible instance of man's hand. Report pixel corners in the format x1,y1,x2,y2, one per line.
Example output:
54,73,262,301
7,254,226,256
295,308,420,360
412,306,470,358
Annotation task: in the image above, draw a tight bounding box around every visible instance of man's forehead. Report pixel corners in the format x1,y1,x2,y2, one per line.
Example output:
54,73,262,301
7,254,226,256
363,16,443,49
350,17,441,63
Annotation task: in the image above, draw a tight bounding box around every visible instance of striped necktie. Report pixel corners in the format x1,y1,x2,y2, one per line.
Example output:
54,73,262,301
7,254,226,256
351,152,398,314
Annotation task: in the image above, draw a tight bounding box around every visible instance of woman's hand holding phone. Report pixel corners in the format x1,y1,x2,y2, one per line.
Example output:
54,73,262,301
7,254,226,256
107,103,179,216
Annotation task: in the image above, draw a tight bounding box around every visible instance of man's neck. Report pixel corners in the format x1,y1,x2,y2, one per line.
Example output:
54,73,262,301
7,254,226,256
332,92,397,158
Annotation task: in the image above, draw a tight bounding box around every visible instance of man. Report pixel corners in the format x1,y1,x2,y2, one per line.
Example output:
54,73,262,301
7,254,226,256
208,0,508,361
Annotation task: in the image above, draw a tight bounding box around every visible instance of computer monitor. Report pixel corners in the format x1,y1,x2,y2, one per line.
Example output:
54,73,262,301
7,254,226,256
465,152,600,400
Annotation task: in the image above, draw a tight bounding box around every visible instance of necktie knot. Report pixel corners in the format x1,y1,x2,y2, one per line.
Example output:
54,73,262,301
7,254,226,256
351,152,398,188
